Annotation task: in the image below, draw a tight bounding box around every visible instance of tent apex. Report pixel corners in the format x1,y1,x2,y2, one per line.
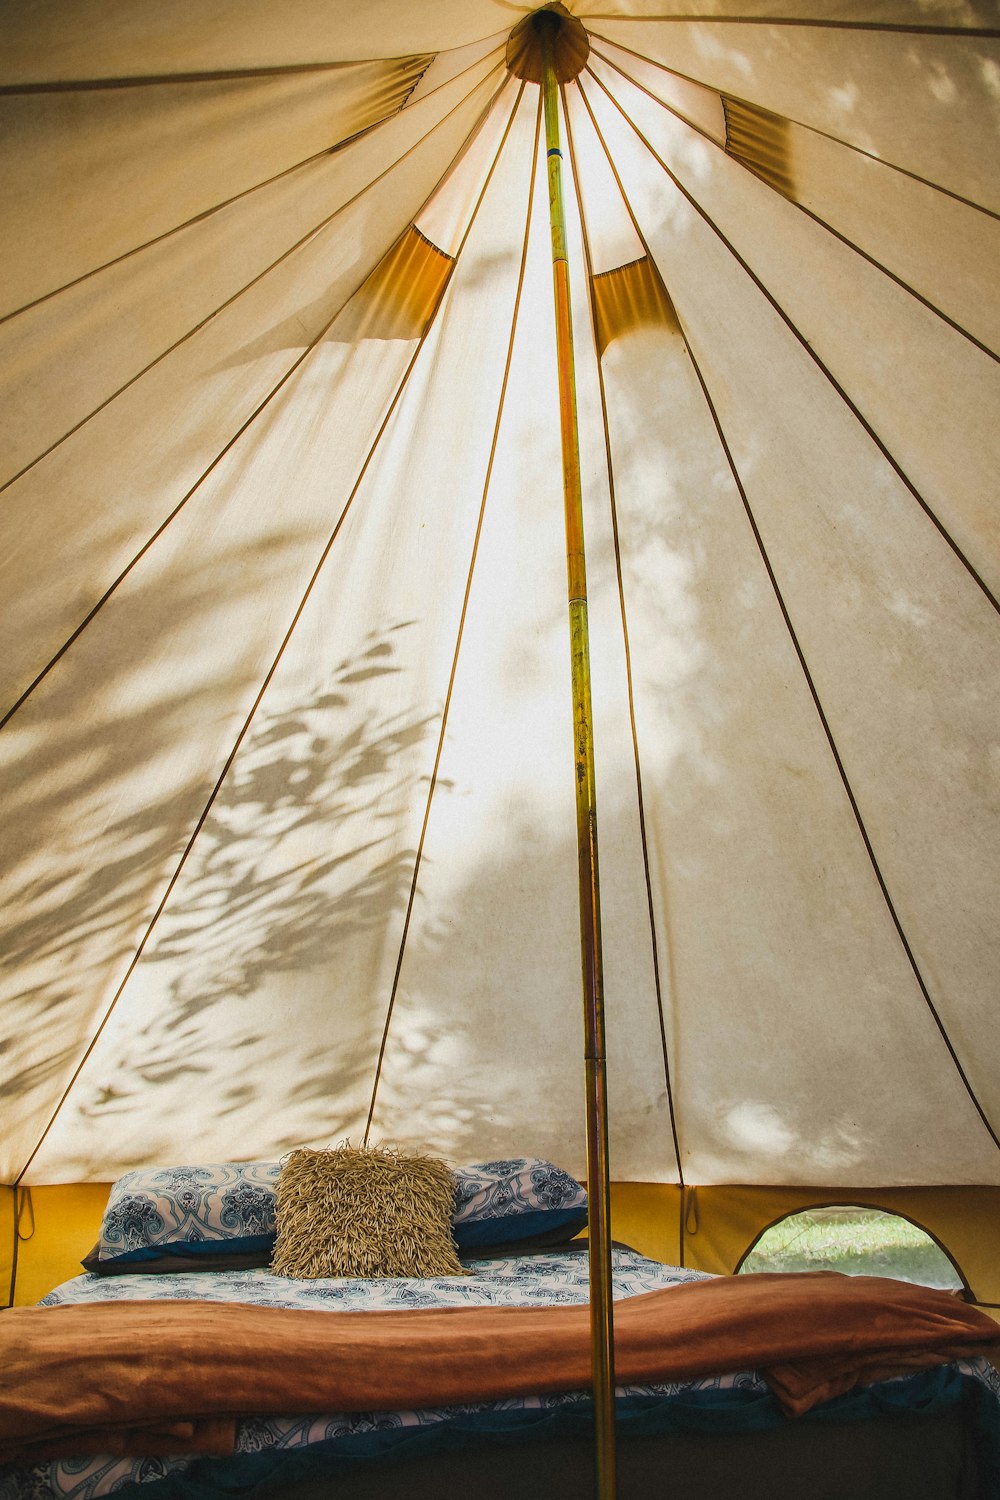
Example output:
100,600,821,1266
507,5,590,84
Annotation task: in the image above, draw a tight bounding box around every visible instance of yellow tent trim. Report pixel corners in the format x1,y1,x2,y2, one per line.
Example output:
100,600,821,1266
335,224,454,342
591,256,680,355
723,97,795,201
12,1181,1000,1308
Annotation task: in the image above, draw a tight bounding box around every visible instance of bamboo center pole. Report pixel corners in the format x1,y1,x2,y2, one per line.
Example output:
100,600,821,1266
535,13,617,1497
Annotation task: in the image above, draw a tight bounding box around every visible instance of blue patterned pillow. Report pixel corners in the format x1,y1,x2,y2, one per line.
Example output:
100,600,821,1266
90,1154,587,1274
95,1160,281,1270
452,1158,588,1251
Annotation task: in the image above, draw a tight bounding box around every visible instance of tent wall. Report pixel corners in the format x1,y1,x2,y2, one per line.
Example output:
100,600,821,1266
10,1180,1000,1309
8,1183,109,1309
683,1185,1000,1307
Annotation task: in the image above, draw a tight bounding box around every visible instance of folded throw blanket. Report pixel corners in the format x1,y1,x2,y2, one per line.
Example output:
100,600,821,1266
2,1271,996,1465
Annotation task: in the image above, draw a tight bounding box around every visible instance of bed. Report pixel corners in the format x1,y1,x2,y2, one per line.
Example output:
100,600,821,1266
2,1156,999,1500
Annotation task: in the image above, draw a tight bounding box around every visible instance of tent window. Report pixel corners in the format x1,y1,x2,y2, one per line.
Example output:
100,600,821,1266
737,1206,963,1292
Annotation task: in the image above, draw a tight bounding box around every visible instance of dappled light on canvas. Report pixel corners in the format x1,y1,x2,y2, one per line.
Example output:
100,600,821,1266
1,0,998,1220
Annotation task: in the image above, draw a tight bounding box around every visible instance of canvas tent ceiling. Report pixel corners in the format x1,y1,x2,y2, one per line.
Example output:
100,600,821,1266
1,1,999,1214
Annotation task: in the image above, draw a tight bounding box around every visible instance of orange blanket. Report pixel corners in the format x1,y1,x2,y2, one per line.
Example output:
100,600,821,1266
2,1272,997,1465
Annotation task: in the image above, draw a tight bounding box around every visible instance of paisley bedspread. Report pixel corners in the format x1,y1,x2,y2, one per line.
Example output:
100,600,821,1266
2,1248,998,1500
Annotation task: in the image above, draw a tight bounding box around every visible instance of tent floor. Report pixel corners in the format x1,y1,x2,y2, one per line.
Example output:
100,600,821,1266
246,1409,982,1499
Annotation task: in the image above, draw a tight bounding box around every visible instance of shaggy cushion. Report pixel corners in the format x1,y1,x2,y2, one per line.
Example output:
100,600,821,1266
270,1144,466,1280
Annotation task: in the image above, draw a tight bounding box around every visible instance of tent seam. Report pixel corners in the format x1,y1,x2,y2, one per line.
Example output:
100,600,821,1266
0,71,510,730
586,31,1000,224
364,79,534,1143
13,72,526,1188
575,68,1000,1161
0,50,505,330
0,60,507,496
561,79,685,1191
589,45,999,365
581,65,1000,619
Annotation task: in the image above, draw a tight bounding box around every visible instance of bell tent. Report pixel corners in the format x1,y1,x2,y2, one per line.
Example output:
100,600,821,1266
1,0,999,1308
